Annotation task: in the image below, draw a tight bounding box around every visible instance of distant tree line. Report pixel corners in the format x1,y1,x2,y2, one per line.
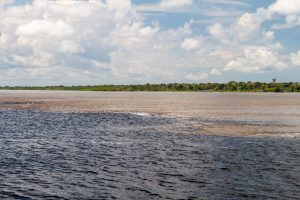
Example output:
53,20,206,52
0,81,300,92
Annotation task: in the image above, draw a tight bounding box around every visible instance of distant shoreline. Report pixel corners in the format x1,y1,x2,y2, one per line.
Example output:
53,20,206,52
1,81,300,92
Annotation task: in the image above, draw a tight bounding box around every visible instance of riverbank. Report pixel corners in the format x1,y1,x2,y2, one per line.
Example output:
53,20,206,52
1,81,300,92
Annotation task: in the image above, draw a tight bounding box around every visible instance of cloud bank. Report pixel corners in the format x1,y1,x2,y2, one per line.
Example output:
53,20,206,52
0,0,299,85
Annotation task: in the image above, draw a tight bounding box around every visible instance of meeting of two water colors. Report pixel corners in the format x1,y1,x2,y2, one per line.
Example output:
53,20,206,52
0,110,299,199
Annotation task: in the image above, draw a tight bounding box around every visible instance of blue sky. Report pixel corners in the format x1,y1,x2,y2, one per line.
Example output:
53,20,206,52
0,0,300,85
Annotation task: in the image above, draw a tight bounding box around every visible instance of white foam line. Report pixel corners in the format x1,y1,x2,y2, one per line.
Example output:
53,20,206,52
110,111,153,117
129,112,151,116
162,114,193,119
254,132,300,138
275,132,300,138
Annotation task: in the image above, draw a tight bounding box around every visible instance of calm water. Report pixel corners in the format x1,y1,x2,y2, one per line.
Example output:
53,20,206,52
0,110,299,199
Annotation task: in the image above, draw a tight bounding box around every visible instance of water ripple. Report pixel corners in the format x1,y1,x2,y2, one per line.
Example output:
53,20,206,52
0,110,299,199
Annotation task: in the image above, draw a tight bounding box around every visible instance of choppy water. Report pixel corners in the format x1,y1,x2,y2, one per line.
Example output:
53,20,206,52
0,110,299,199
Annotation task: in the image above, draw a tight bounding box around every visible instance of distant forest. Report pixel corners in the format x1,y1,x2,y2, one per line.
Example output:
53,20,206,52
1,81,300,92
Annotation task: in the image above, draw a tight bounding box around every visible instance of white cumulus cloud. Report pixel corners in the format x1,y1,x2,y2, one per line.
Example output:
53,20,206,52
210,68,222,75
268,0,300,15
268,0,300,28
224,47,287,73
290,51,300,66
181,38,200,50
185,72,208,81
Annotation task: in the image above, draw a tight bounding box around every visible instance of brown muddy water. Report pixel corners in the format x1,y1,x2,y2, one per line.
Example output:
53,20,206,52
0,91,299,199
1,90,300,136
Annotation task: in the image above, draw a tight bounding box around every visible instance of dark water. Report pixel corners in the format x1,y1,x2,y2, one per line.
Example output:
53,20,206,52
0,110,299,200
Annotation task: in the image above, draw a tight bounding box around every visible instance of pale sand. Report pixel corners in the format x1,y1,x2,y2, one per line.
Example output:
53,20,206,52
1,90,300,136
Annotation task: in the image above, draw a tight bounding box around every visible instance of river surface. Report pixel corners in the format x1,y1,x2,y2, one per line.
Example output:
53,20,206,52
1,91,300,136
0,110,299,199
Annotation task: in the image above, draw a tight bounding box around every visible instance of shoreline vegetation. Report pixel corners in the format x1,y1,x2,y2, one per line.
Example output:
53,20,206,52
1,81,300,92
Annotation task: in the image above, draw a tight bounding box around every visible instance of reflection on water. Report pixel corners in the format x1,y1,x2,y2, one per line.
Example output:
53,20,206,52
0,110,299,199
